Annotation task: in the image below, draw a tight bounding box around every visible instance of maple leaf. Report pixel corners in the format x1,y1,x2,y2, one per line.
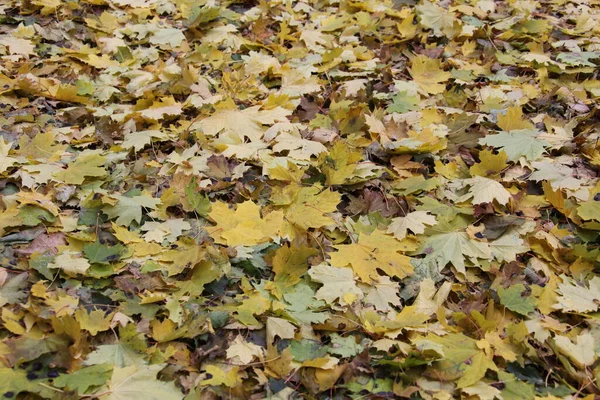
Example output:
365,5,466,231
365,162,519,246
386,91,420,114
53,364,113,394
553,275,600,313
529,160,582,190
183,180,211,216
100,364,183,400
75,308,114,336
469,149,508,177
361,276,402,311
103,193,162,226
0,368,55,398
479,130,550,161
318,141,361,185
462,382,502,400
226,335,265,365
416,1,458,37
18,131,66,161
141,219,190,243
496,106,534,131
327,334,364,358
282,283,328,324
280,65,322,97
149,28,186,48
414,333,496,389
138,97,183,121
0,36,35,56
387,211,437,240
554,332,596,368
83,241,125,264
266,317,296,344
328,230,414,283
414,278,452,315
308,263,363,305
121,130,169,152
420,231,491,275
497,284,536,316
577,199,600,221
198,105,291,142
200,365,242,388
272,132,327,160
53,153,107,184
488,231,529,262
276,185,341,235
409,55,452,94
49,251,91,276
461,176,511,205
268,244,318,298
207,201,283,246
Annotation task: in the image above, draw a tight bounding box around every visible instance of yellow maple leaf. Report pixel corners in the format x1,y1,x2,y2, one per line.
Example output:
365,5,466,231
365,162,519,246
49,251,90,276
0,205,22,236
138,97,183,121
198,105,291,142
17,131,65,162
74,308,113,336
275,185,341,238
497,106,534,131
328,230,414,283
207,201,283,246
469,149,508,177
150,318,187,342
0,139,18,174
267,245,318,298
409,55,451,94
200,365,241,388
318,141,362,185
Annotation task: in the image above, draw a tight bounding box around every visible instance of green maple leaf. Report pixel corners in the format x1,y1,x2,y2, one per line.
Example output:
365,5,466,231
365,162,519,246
282,282,328,325
556,51,600,67
498,371,535,400
479,129,549,161
19,205,56,226
83,241,125,264
327,334,363,358
84,344,146,368
0,368,55,398
0,273,29,306
184,179,211,216
386,91,420,113
420,231,491,275
53,364,113,394
497,284,536,316
290,339,328,362
103,194,161,226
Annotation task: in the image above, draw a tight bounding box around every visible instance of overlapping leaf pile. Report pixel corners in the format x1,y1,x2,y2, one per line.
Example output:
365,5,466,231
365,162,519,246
1,0,600,398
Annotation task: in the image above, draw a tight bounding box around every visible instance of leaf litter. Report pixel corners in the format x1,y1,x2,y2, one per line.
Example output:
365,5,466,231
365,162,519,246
0,0,600,398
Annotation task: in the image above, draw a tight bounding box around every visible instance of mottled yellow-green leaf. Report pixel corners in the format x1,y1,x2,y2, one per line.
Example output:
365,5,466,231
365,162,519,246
53,153,106,184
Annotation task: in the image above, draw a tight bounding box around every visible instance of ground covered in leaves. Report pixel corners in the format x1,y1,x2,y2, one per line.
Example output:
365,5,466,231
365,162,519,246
0,0,600,398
